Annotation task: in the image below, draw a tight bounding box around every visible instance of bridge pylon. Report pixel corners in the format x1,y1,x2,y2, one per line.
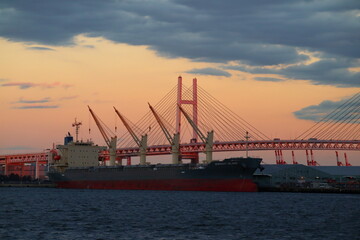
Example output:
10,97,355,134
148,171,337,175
176,76,198,142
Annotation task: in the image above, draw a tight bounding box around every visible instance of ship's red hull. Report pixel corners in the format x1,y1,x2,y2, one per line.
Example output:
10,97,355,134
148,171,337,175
56,178,258,192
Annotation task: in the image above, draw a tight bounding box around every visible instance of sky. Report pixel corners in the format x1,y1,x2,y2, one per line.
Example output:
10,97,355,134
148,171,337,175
0,0,359,165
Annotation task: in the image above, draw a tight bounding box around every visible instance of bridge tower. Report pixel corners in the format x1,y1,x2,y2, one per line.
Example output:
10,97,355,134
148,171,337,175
176,76,199,163
176,76,198,142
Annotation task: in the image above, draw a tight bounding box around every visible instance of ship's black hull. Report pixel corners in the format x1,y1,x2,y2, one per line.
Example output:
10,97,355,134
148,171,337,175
49,157,262,192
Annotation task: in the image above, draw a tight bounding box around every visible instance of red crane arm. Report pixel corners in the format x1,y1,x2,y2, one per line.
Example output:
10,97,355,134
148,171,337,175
88,105,111,148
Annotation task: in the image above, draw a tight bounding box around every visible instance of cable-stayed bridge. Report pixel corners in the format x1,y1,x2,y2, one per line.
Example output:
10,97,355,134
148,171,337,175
114,77,359,160
1,77,359,168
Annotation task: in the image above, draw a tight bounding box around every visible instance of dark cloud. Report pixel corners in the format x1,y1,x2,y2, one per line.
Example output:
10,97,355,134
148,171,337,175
14,105,59,109
26,46,55,51
186,68,231,77
294,93,360,121
231,56,360,87
0,0,359,86
254,77,284,82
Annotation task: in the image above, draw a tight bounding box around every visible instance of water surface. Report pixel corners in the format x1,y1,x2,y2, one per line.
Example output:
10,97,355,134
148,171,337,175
0,188,359,239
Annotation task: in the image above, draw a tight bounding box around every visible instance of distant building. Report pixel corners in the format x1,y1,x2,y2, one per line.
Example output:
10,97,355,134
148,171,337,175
254,164,360,189
310,166,360,183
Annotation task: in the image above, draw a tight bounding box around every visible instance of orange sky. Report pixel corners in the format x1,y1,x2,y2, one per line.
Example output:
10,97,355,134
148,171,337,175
0,36,359,165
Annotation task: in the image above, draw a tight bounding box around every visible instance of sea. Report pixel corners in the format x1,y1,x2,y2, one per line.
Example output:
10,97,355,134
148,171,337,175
0,188,359,240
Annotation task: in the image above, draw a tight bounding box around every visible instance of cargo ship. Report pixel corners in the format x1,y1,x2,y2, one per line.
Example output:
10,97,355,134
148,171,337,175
48,135,262,192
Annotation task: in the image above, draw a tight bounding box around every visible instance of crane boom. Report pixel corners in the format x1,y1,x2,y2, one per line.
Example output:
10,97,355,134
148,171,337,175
114,106,148,165
88,105,111,147
148,103,174,145
178,105,214,163
114,107,142,147
148,103,180,164
88,105,117,166
178,105,207,143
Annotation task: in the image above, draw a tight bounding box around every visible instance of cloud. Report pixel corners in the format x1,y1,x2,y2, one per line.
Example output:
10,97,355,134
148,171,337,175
59,95,78,101
1,81,73,89
82,45,95,49
279,58,360,87
293,93,360,121
14,105,59,109
186,68,231,77
11,96,76,109
0,1,359,86
254,77,285,82
2,82,35,89
26,46,55,51
229,56,360,87
16,97,51,104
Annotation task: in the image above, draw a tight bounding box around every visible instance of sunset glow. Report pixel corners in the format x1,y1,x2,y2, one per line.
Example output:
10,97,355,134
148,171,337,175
0,1,359,165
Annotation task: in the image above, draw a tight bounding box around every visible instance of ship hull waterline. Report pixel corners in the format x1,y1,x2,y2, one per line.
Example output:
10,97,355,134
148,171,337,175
55,178,258,192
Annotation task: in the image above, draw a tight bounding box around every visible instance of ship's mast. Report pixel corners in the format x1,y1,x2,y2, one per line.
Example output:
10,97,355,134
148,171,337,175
72,118,82,142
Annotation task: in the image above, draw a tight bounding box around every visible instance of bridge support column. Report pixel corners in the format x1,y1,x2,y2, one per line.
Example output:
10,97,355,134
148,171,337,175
306,150,309,165
35,158,39,179
139,135,148,165
4,157,8,176
205,131,214,163
109,137,117,166
172,133,180,164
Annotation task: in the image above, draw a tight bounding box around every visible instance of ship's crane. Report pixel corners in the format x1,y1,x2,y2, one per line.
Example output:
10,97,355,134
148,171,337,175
292,151,298,164
148,103,180,164
275,150,286,165
88,105,117,166
306,150,319,166
344,152,352,166
336,151,343,166
113,107,148,165
178,105,214,163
